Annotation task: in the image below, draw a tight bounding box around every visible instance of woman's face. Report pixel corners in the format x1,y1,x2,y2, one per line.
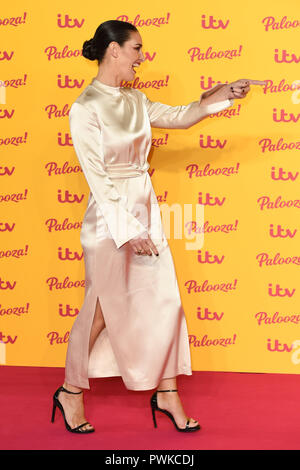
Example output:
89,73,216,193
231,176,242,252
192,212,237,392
116,30,145,81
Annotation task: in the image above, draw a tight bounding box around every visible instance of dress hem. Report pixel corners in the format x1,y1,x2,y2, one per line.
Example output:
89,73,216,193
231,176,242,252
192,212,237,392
66,368,193,391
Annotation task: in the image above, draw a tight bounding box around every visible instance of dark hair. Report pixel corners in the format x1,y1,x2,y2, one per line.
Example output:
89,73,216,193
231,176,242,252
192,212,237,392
82,20,138,64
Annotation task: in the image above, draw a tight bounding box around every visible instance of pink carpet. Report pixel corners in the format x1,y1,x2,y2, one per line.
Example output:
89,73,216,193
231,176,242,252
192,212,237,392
1,365,299,450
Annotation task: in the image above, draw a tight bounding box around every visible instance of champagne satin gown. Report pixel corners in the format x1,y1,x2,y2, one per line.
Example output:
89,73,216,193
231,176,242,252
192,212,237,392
65,76,234,390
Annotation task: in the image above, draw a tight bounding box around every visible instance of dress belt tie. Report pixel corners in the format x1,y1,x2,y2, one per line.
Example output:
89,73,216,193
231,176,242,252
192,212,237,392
104,161,150,179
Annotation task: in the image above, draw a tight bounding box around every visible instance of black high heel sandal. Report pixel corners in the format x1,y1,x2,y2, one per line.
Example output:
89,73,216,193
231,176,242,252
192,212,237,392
150,389,201,433
51,386,95,433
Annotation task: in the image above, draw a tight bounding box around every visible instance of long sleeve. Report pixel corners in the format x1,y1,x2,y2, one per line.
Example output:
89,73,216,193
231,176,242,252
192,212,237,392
69,102,148,249
140,84,234,129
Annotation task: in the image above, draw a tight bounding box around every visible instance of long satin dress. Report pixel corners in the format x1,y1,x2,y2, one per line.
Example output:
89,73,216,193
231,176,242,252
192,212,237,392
65,77,234,390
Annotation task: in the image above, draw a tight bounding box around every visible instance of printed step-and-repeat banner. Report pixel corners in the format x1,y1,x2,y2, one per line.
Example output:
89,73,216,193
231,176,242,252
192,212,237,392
1,0,300,375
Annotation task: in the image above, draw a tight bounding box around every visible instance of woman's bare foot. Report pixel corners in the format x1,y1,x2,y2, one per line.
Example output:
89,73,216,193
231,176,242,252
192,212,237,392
156,390,199,430
57,383,94,432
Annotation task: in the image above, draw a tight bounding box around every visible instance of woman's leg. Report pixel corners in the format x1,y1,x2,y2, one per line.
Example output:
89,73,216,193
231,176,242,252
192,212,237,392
59,297,105,431
156,376,199,429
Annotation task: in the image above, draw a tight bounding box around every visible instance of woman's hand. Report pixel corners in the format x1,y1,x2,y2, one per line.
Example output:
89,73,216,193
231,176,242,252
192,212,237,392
127,230,159,256
228,79,268,99
201,79,268,105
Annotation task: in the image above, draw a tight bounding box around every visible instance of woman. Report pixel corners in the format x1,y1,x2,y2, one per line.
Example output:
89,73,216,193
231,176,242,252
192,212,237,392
51,20,265,434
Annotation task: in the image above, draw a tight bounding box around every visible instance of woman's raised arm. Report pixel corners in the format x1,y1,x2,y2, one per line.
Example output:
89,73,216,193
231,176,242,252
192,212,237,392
139,78,267,129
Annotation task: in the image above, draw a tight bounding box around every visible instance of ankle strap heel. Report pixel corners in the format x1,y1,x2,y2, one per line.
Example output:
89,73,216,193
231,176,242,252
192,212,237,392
58,386,83,395
51,386,94,434
150,388,201,433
